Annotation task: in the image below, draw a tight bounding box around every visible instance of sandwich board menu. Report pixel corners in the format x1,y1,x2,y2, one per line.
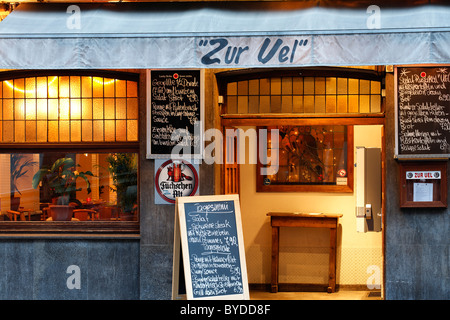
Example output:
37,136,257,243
395,66,450,158
172,194,249,300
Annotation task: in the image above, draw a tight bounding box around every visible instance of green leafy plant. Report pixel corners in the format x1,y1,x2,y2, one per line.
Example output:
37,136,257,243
32,157,94,205
105,153,137,213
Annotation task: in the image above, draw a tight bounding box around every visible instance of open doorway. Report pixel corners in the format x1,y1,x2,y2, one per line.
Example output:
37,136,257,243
223,124,384,299
217,67,386,299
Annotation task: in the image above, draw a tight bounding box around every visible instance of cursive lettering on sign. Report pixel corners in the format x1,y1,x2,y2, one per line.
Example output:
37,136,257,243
184,200,244,298
149,70,202,157
198,37,310,66
397,67,450,155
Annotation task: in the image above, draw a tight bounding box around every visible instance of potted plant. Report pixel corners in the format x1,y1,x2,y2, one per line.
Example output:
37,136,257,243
105,153,137,220
32,157,94,221
10,154,38,211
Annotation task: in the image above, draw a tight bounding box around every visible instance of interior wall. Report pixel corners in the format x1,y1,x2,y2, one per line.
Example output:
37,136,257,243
0,154,11,212
239,125,383,287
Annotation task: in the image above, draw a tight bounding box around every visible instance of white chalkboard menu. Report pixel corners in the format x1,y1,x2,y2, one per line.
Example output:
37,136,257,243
146,70,204,159
395,66,450,158
172,195,249,300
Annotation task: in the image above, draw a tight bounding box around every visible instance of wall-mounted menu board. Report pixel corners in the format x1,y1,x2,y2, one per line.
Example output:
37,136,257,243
146,70,204,159
172,195,249,300
395,66,450,158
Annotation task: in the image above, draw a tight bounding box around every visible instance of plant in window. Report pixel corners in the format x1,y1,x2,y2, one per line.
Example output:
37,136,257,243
10,154,38,211
105,153,137,217
32,157,94,206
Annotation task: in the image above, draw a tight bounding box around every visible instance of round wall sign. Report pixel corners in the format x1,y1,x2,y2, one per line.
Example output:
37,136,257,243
155,159,199,204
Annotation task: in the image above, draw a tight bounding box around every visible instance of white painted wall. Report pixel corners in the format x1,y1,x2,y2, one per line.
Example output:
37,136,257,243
239,125,383,286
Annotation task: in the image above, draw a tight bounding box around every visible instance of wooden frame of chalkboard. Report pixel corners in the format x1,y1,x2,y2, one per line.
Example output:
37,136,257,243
395,66,450,159
172,194,250,300
146,69,204,159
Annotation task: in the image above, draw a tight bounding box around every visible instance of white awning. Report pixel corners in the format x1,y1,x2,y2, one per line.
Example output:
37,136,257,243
1,2,450,69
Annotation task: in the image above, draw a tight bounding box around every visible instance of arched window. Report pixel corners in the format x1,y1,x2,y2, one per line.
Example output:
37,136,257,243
0,71,139,234
0,73,138,142
218,67,385,193
225,74,382,115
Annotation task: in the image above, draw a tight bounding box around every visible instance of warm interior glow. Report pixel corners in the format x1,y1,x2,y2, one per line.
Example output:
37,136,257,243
1,75,138,143
93,78,115,86
4,76,58,96
4,76,116,96
1,152,138,222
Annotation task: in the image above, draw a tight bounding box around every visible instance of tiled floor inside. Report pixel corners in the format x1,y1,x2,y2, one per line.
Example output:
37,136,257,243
250,290,382,300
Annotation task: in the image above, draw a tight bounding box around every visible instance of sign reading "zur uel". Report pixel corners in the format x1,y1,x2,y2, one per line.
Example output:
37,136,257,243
406,171,441,180
197,36,311,67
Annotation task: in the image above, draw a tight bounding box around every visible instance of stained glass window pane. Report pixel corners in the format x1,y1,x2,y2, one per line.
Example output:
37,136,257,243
227,75,381,115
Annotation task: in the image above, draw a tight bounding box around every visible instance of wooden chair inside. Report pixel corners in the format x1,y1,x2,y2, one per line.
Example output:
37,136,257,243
42,207,49,220
6,210,29,221
73,209,97,221
97,206,119,220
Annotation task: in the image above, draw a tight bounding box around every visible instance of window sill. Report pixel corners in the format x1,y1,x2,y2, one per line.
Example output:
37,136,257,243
0,221,139,237
0,233,140,240
256,184,353,193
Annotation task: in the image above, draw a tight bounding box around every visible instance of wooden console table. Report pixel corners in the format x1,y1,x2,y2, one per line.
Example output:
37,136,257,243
267,212,342,293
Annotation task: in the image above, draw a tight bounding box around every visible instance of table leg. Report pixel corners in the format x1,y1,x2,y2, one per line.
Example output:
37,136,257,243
271,226,279,293
328,227,337,293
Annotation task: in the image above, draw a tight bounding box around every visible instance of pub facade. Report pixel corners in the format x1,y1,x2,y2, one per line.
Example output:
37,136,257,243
0,1,448,300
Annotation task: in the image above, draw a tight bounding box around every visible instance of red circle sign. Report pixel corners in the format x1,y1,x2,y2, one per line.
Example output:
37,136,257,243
337,169,347,177
155,159,198,204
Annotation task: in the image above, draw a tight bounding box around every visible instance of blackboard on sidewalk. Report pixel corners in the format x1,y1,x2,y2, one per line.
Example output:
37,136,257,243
172,194,249,300
146,69,204,159
395,66,450,159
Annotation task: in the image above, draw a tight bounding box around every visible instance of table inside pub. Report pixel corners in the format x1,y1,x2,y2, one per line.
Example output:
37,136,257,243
267,212,343,293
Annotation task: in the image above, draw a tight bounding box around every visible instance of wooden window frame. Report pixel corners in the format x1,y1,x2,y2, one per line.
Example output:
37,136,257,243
0,70,140,235
0,142,140,236
0,70,139,144
218,67,386,195
216,66,385,116
256,122,354,193
221,114,385,194
0,143,139,235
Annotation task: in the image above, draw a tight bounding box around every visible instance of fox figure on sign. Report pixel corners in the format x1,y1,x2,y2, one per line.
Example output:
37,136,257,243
167,162,193,182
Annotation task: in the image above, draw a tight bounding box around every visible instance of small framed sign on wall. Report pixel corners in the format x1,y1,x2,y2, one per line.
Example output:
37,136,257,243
399,161,447,208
